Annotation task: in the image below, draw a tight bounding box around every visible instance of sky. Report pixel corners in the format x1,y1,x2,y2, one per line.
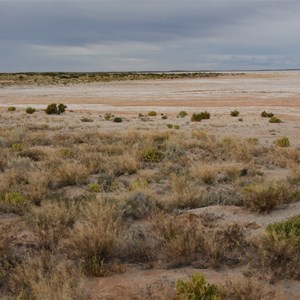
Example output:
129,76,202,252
1,0,300,72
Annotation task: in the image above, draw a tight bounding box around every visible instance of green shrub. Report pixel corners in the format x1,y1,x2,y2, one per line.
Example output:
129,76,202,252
230,110,239,117
45,103,66,115
161,115,168,120
26,107,36,114
104,113,112,120
12,143,23,152
175,273,221,300
87,183,101,192
141,147,164,162
128,179,149,191
275,137,290,147
178,111,187,118
81,118,93,122
7,106,16,112
261,111,274,118
269,116,281,123
267,215,300,248
191,111,210,122
58,103,67,113
167,124,173,129
199,111,210,120
148,111,157,116
174,125,180,130
113,117,123,123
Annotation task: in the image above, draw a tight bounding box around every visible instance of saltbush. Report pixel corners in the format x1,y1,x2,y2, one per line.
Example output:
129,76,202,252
178,111,187,118
26,107,36,114
45,103,67,115
267,215,300,247
275,137,290,147
7,106,16,112
148,111,157,116
230,110,239,117
269,116,281,123
141,147,164,162
175,273,221,300
113,117,123,123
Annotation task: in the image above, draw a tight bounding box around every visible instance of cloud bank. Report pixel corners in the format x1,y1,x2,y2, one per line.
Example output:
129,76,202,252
1,0,300,71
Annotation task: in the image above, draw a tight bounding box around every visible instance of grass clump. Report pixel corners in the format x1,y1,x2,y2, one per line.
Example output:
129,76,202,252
241,181,292,213
191,111,210,122
267,215,300,248
140,147,164,162
81,117,93,122
148,111,157,116
11,143,23,152
45,103,67,115
87,183,101,192
230,110,240,117
7,106,16,112
175,273,221,300
113,117,123,123
275,137,290,147
261,111,274,118
104,113,113,120
269,116,281,123
26,107,36,114
178,111,187,118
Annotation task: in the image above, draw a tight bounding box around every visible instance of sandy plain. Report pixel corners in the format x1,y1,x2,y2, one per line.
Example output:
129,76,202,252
1,71,300,299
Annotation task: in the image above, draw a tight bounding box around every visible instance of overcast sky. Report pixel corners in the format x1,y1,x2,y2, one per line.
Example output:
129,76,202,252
1,0,300,72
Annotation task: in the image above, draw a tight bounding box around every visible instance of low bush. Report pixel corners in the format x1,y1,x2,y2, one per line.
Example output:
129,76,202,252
121,192,153,220
178,111,187,118
113,117,123,123
148,111,157,116
230,110,240,117
191,111,210,122
174,125,180,130
269,116,281,123
261,111,274,118
87,183,101,192
267,215,300,248
11,143,23,152
81,117,93,122
167,124,173,129
104,113,112,120
45,103,67,115
240,181,292,213
275,137,290,147
7,106,16,112
175,273,221,300
26,107,36,114
140,147,164,162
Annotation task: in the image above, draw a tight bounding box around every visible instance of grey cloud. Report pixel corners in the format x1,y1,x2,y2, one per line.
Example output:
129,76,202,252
0,0,300,71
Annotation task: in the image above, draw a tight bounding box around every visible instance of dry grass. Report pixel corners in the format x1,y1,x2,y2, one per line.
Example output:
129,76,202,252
0,113,300,298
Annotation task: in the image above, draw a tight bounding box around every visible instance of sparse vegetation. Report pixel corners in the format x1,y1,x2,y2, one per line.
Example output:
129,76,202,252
81,117,93,122
148,111,157,116
261,111,274,118
7,106,16,112
26,107,36,114
178,111,188,118
45,103,67,114
175,273,221,300
113,117,123,123
275,137,290,147
269,116,281,123
191,111,211,122
230,110,240,117
0,104,299,299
